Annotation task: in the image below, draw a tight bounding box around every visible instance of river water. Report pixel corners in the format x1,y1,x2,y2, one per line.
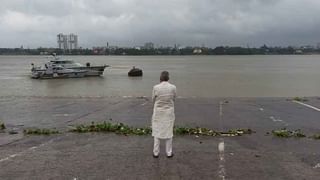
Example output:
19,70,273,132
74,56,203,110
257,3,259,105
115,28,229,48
0,55,319,98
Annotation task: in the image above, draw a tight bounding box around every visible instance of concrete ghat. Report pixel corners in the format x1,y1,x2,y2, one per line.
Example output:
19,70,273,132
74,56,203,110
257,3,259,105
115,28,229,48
0,96,319,179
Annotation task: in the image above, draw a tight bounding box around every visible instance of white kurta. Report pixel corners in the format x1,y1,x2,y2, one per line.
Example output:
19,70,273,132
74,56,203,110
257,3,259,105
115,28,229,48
152,81,177,139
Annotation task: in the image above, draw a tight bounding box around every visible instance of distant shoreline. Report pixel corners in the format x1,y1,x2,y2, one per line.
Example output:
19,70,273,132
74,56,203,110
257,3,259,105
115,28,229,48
1,54,320,56
1,46,319,56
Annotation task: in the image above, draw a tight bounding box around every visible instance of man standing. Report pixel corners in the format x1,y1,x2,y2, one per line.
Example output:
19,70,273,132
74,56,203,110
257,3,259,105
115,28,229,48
152,71,177,158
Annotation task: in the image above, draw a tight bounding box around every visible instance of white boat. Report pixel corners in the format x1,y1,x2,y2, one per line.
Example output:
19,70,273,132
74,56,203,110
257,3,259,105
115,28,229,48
31,55,109,79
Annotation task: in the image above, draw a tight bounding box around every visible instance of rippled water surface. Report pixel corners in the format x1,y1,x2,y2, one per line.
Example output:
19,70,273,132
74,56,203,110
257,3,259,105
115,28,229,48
0,55,320,97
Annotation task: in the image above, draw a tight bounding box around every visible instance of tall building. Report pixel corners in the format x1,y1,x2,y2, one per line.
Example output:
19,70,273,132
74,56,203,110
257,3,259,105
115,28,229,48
57,33,78,50
144,42,154,49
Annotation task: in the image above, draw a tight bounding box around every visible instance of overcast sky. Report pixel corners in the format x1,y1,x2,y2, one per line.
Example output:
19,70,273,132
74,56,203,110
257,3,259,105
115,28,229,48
0,0,320,48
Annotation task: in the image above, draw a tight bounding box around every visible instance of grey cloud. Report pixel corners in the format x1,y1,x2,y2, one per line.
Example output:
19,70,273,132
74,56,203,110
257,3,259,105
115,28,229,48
0,0,319,48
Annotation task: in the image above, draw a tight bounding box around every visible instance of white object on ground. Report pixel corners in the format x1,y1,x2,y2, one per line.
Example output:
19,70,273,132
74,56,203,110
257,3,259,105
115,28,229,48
314,163,320,169
293,100,320,112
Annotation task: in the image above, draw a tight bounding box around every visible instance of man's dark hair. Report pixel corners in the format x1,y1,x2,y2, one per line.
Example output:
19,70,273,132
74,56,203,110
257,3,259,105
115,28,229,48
160,71,169,82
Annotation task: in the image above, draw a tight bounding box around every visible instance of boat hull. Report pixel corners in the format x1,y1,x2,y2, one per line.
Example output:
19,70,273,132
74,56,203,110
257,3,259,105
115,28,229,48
72,66,107,76
31,66,107,79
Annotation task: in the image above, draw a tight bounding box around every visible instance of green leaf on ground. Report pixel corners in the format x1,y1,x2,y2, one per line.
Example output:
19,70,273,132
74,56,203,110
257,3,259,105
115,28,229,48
23,128,60,135
0,121,6,130
69,121,254,137
311,134,320,140
272,128,306,138
293,97,308,102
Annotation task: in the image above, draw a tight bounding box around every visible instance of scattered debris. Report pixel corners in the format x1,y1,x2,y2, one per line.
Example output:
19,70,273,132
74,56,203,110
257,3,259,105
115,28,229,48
69,122,255,137
272,129,290,138
271,128,306,138
208,128,255,137
293,97,308,102
311,134,320,140
69,122,152,135
174,127,220,136
0,121,6,130
174,127,254,136
271,130,320,140
23,128,60,135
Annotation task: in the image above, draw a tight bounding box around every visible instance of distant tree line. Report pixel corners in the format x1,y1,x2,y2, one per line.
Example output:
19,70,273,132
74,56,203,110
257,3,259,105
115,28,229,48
1,45,319,56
